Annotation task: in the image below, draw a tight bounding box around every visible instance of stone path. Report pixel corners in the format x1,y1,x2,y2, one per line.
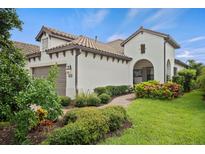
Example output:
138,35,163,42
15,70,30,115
62,93,136,114
99,93,136,108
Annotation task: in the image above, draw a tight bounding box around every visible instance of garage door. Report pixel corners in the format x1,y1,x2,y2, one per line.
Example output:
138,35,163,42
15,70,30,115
32,65,66,96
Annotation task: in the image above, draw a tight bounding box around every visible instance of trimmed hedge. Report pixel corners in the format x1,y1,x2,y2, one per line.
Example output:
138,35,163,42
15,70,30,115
98,93,111,104
134,81,183,100
94,85,130,96
45,106,128,145
60,96,71,107
101,106,127,131
94,87,107,95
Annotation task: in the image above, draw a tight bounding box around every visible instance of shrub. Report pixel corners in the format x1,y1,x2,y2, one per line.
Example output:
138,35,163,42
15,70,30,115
94,85,130,97
12,109,39,143
163,82,183,98
101,106,127,131
178,69,196,92
46,108,109,144
172,75,185,89
36,108,48,121
75,93,101,107
87,93,101,106
46,106,128,145
11,65,63,144
63,107,104,125
60,96,71,107
134,81,182,100
98,93,111,104
106,85,129,96
75,93,88,107
16,78,62,121
197,67,205,92
94,87,107,95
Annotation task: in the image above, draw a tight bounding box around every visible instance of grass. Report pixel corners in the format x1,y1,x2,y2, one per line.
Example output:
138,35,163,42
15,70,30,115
101,90,205,144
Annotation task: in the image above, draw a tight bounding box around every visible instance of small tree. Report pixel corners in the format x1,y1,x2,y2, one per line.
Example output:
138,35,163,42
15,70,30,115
0,9,30,121
187,59,204,78
178,69,196,92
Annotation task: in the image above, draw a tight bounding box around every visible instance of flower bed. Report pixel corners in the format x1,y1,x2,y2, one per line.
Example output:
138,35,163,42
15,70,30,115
134,81,183,100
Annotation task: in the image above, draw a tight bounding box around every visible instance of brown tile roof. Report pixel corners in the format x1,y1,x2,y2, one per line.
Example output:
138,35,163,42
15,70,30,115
121,26,180,49
107,39,124,54
35,26,78,41
72,36,124,55
13,41,40,56
46,36,132,61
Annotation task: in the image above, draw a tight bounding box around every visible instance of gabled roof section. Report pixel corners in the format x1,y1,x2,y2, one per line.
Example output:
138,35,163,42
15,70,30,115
121,26,180,49
175,59,189,68
13,41,40,56
107,39,124,54
35,26,78,41
46,36,132,61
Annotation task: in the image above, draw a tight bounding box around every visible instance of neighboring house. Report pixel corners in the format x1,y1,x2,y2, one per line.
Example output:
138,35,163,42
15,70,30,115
14,26,188,98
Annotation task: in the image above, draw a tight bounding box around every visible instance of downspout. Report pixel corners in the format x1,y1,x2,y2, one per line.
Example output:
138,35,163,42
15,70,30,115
164,39,167,83
75,49,81,95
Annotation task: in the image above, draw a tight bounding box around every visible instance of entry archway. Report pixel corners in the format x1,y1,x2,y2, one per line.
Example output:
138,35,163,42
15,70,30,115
133,59,154,84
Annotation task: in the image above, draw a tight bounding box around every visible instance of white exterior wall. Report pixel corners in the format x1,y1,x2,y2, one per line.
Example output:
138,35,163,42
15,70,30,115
174,63,186,72
78,51,131,93
165,42,175,79
27,47,77,98
26,29,179,98
49,37,69,48
124,31,165,83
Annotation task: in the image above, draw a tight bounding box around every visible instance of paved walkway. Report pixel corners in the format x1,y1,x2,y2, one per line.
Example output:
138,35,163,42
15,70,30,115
99,93,136,108
62,93,136,114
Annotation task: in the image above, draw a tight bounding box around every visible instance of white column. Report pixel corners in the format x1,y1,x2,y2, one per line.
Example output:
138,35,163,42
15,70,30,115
66,51,76,99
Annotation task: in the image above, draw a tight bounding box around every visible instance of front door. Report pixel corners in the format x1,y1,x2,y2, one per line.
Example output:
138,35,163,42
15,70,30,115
133,67,154,84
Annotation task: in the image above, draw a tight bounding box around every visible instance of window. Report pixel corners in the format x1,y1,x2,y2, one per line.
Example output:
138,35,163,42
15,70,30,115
42,38,48,50
174,67,178,76
140,44,145,54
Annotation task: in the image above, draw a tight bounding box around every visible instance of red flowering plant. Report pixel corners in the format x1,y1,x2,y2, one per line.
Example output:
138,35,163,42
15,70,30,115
134,80,182,100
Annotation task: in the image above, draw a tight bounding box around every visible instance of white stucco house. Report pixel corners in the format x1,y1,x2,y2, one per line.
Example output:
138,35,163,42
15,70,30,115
14,26,188,98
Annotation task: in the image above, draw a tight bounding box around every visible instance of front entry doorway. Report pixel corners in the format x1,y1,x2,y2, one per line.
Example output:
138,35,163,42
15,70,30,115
133,59,154,84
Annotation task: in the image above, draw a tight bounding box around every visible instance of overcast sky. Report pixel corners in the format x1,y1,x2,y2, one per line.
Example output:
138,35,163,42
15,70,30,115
11,8,205,64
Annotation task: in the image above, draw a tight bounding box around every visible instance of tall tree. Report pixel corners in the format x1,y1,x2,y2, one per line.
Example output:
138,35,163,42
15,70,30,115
0,8,22,47
0,9,30,121
187,59,204,78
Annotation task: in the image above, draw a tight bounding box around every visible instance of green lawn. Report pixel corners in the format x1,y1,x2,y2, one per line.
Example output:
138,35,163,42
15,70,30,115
102,90,205,144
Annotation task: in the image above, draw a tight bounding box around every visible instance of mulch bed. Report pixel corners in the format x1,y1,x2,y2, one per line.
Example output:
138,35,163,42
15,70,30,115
0,120,64,145
0,125,15,145
27,120,64,144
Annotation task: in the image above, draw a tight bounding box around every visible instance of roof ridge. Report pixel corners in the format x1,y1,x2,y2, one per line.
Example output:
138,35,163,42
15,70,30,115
107,39,124,43
12,40,39,48
43,26,77,36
